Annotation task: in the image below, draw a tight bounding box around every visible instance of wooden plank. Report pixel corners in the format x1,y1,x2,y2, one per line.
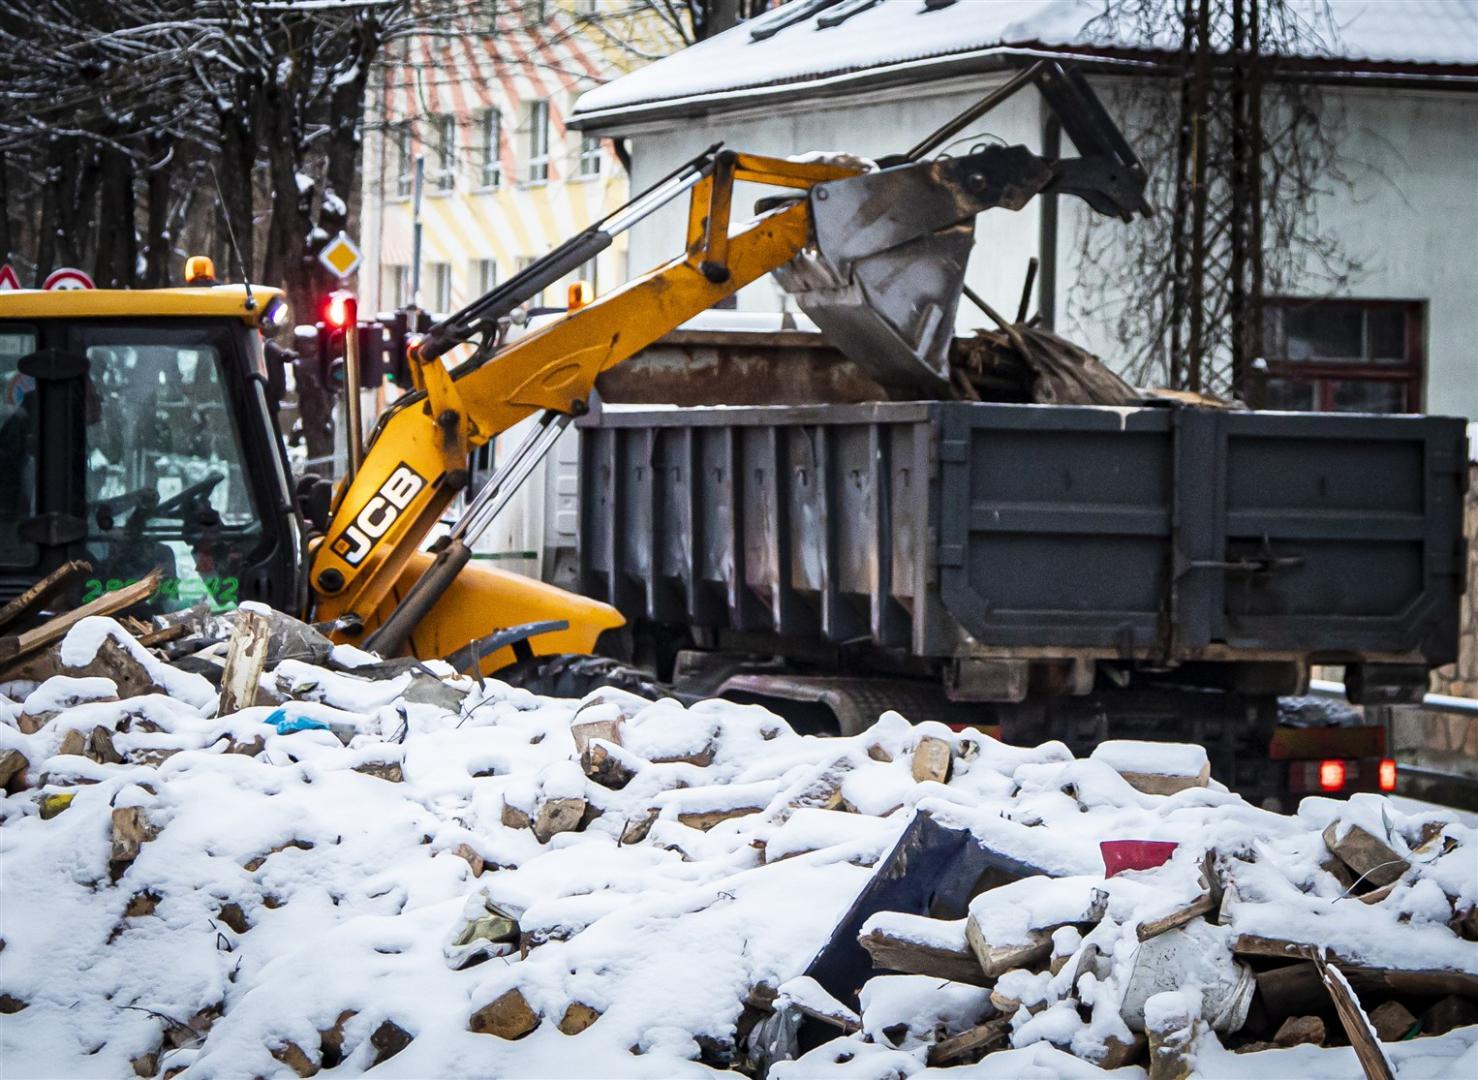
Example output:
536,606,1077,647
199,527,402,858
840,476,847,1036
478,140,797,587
966,919,1052,978
0,569,161,666
135,621,188,648
783,998,860,1035
860,926,990,987
1234,935,1478,998
1314,955,1396,1080
1322,822,1409,888
218,608,271,715
1137,893,1215,941
925,1018,1010,1067
0,559,90,635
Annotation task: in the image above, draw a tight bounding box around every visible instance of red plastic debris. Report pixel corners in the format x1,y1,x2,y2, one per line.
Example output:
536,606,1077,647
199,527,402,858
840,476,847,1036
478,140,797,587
1101,839,1179,877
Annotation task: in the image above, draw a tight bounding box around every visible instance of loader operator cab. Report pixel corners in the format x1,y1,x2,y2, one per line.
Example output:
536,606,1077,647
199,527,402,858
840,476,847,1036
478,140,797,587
0,286,301,619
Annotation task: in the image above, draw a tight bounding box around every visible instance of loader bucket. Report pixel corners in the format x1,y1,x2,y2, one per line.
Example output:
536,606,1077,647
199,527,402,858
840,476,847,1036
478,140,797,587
773,61,1149,396
774,218,975,396
773,146,1055,396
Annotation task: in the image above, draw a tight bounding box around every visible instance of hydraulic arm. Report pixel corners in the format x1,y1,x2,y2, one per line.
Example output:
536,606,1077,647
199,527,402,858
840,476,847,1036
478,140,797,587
308,62,1150,659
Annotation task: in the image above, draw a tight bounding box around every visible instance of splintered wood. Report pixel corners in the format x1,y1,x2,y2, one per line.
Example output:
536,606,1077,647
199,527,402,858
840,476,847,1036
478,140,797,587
218,607,271,715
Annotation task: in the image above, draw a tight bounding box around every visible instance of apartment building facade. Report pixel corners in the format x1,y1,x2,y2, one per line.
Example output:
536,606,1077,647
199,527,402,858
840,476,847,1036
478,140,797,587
359,3,679,320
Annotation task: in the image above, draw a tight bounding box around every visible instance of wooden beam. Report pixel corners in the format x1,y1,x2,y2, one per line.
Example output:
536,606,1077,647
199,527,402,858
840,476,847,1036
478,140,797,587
0,559,91,634
860,925,990,987
1315,954,1395,1080
0,569,161,668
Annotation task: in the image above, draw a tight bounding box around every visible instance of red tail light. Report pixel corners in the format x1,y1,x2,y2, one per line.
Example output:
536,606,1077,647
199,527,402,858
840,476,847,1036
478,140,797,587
1378,758,1398,792
1318,759,1347,792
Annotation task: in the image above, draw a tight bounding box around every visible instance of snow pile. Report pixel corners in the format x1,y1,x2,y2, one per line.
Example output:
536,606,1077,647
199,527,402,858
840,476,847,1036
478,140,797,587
0,615,1475,1078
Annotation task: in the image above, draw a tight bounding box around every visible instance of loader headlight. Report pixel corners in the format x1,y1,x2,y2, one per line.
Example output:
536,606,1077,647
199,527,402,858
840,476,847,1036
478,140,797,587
261,296,290,333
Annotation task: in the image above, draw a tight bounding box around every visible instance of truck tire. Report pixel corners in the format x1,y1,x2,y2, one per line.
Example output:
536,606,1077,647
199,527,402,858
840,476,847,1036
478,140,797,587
500,652,666,701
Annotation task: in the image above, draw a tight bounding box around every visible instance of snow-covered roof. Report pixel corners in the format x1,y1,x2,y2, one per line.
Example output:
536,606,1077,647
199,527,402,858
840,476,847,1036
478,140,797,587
572,0,1478,128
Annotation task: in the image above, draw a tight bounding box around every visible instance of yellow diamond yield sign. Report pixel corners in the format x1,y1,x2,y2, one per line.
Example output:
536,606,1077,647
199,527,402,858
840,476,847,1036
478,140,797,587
318,232,362,279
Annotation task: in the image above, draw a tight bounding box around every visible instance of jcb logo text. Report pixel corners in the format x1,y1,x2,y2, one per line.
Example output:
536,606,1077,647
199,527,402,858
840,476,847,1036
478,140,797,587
331,463,426,566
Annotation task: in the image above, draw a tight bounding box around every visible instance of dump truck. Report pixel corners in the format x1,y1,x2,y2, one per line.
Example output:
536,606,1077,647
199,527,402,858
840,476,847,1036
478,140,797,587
573,386,1466,805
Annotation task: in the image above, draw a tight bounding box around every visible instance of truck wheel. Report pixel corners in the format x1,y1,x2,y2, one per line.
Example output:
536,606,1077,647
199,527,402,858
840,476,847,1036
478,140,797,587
500,653,666,701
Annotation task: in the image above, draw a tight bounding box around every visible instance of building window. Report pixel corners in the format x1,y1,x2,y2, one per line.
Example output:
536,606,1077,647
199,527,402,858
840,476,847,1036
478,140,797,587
526,100,549,183
383,264,412,308
478,109,502,188
472,258,498,295
578,133,602,177
395,125,415,198
1258,299,1424,413
429,262,452,313
433,114,456,193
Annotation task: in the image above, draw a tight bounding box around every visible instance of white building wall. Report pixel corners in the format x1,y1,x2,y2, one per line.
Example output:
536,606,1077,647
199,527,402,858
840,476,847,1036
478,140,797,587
1308,88,1476,419
616,77,1478,419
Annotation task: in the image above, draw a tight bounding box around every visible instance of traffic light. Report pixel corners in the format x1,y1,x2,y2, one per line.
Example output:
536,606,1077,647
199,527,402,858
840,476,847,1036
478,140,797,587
323,290,353,333
314,290,356,386
383,307,432,388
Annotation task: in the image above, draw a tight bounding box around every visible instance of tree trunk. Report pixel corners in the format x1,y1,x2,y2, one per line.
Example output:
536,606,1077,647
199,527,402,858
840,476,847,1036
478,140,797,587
94,143,137,288
1248,0,1267,402
33,147,62,284
0,150,12,264
142,132,174,287
1228,0,1249,398
1168,0,1196,388
1185,0,1213,394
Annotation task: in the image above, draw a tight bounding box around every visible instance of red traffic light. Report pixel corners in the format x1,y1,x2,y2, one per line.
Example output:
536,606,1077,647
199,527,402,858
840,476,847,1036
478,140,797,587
324,290,355,330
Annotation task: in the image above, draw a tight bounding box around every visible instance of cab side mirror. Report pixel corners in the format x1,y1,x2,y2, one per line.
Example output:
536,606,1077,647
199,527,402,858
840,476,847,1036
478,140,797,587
295,475,334,535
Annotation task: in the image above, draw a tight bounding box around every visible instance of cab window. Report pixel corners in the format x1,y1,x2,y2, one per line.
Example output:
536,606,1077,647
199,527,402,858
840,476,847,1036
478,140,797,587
0,325,38,568
79,325,262,611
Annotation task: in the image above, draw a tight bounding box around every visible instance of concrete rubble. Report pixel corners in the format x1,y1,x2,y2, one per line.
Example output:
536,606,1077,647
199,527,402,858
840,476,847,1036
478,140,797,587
0,606,1474,1077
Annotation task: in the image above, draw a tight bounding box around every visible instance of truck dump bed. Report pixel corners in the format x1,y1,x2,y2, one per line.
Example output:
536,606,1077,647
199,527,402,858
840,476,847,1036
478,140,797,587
578,401,1466,671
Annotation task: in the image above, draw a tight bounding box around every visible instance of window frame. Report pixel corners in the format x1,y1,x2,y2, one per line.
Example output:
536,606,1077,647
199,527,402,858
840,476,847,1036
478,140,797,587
472,258,498,296
578,132,602,178
1258,297,1425,414
433,113,457,193
526,100,550,184
429,262,453,314
395,123,415,199
478,108,502,189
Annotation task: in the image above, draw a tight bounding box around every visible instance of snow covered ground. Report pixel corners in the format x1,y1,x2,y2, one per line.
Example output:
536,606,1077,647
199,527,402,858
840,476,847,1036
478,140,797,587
1,616,1476,1078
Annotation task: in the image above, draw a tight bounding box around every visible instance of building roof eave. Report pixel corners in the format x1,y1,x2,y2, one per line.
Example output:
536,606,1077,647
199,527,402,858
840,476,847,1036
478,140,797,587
570,45,1478,134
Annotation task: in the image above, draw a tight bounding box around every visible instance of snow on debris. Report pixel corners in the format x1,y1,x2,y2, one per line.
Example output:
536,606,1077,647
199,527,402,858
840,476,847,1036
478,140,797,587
572,0,1478,123
1,612,1476,1077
